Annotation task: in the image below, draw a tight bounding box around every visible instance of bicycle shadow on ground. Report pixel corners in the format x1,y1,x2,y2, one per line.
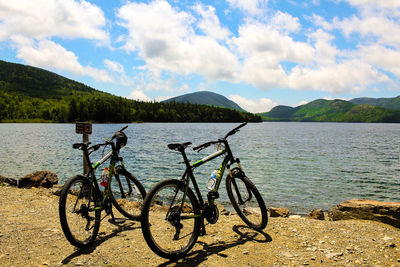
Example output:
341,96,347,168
158,225,272,267
61,219,140,265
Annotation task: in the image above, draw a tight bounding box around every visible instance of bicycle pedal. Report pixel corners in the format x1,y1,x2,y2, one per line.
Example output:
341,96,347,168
199,228,206,236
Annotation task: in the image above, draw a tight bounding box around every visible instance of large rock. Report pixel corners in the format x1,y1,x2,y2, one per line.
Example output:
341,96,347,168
307,209,325,220
18,171,58,188
328,199,400,228
0,175,18,186
269,207,290,217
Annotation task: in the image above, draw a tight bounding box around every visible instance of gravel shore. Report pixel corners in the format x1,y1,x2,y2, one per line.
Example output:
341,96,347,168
0,185,399,266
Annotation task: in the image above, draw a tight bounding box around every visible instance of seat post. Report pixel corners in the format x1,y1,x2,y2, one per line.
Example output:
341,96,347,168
179,148,192,170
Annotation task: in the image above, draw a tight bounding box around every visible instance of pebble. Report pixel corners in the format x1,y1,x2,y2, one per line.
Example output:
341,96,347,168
383,236,393,242
325,252,343,259
282,252,294,258
306,247,317,252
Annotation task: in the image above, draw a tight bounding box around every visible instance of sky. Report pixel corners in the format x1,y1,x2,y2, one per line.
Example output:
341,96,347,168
1,0,400,113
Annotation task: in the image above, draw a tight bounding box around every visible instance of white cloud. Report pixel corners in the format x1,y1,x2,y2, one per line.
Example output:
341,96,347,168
127,89,151,101
346,0,400,10
117,0,239,81
308,14,334,32
15,38,112,82
232,21,315,89
115,0,398,96
0,0,111,83
304,5,400,94
297,100,309,106
308,29,338,65
229,94,277,113
286,60,390,94
234,22,314,66
358,45,400,76
335,15,400,47
226,0,268,16
0,0,108,41
194,4,231,40
104,59,125,73
269,11,301,34
311,1,400,48
155,95,172,102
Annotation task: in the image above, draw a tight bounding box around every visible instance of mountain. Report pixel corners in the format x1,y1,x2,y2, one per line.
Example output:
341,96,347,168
162,91,246,112
350,96,400,110
0,60,261,123
0,60,100,98
259,99,400,123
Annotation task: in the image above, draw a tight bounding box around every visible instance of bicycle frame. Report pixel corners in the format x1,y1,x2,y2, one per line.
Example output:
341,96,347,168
178,139,241,219
81,140,130,208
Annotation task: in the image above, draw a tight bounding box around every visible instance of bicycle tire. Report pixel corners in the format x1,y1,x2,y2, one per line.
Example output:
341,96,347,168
109,168,146,220
141,179,201,260
59,175,101,248
226,168,268,230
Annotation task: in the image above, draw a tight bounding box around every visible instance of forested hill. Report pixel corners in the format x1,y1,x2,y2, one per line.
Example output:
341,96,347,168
0,60,98,98
350,96,400,110
0,60,261,123
259,99,400,123
162,91,246,112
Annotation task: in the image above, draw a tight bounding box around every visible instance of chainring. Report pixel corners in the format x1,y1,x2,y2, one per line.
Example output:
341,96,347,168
204,203,219,224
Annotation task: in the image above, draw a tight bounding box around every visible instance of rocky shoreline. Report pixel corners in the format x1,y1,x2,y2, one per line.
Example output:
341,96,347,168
0,173,400,266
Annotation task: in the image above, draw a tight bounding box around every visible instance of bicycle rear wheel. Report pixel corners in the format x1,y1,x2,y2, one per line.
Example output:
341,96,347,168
141,179,201,260
109,168,146,220
59,175,101,248
226,168,268,230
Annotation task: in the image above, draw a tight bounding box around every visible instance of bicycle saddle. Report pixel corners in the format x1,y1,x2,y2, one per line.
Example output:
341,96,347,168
72,142,91,149
168,142,192,151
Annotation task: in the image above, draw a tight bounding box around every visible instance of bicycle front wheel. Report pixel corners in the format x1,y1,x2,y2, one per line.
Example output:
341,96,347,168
109,168,146,220
226,168,268,230
141,179,201,260
59,175,101,248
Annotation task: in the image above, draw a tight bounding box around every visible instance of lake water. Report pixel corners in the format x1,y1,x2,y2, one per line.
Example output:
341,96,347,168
1,122,399,214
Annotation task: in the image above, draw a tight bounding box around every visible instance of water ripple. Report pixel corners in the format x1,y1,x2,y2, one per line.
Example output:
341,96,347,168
1,122,399,214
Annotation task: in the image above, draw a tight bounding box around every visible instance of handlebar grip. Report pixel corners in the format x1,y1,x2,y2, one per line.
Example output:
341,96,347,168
119,125,128,132
224,122,247,139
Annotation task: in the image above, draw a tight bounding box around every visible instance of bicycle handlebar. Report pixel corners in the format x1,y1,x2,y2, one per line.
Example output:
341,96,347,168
111,125,128,140
73,125,129,152
224,122,247,139
193,122,247,152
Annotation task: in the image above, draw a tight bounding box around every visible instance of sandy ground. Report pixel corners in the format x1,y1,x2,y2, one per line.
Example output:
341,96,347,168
0,185,399,266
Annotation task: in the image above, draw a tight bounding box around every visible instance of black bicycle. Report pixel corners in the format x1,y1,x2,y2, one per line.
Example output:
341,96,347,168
59,125,146,248
141,122,268,259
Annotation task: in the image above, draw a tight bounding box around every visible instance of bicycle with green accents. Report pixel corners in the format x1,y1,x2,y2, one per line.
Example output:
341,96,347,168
59,125,146,248
141,122,268,259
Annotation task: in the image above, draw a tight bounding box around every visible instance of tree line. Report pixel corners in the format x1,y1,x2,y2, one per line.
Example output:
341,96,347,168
0,91,261,123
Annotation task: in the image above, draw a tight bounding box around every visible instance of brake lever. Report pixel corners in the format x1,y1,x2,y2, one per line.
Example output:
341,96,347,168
195,147,206,152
